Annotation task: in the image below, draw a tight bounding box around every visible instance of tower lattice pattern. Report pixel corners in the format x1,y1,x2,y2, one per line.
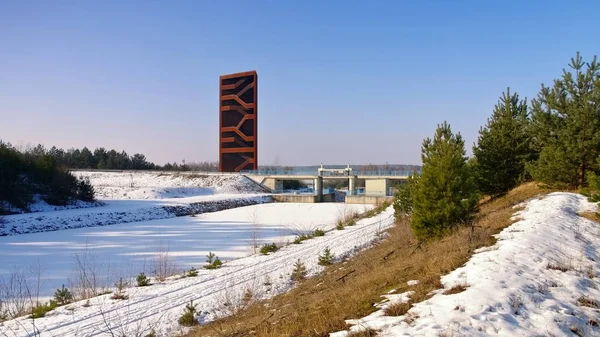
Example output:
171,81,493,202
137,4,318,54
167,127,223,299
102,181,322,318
219,71,258,172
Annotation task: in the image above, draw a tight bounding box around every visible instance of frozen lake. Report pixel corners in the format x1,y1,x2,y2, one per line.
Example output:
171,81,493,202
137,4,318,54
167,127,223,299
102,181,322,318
0,203,372,297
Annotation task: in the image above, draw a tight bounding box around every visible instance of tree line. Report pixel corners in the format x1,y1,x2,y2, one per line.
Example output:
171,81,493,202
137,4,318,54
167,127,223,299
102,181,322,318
0,142,220,213
394,52,600,240
0,144,219,172
0,142,95,214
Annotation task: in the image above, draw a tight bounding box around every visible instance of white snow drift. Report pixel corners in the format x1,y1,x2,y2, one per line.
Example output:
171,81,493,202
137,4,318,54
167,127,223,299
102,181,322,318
72,171,265,199
332,192,600,337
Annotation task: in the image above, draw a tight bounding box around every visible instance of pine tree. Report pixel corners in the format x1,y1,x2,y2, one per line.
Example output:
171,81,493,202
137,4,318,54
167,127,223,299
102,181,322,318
77,177,95,202
528,52,600,188
54,284,73,305
411,122,478,240
291,259,307,281
393,173,420,218
318,247,335,266
472,88,533,196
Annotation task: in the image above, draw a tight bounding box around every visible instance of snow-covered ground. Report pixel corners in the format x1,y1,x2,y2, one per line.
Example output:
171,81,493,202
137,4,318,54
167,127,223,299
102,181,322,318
332,192,600,337
1,171,271,235
72,171,265,199
5,171,263,215
0,194,270,236
0,205,391,337
0,203,372,297
5,196,104,214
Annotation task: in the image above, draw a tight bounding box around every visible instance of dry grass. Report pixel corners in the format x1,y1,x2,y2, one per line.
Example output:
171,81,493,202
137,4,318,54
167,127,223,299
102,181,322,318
578,211,600,223
547,261,572,272
347,328,379,337
384,302,411,316
187,182,549,337
577,295,599,308
443,283,468,295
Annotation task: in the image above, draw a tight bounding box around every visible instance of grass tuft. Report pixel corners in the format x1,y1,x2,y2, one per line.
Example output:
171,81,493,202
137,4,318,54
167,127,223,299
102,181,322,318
384,302,411,316
347,328,379,337
443,283,467,295
577,295,598,308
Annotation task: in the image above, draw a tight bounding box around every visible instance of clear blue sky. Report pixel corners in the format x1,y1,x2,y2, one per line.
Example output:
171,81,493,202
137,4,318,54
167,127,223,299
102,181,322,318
1,1,598,166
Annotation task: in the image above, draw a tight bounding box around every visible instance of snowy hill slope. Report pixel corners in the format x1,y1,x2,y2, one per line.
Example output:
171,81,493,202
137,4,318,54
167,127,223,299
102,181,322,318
333,192,600,337
0,171,271,235
0,195,270,236
73,171,267,199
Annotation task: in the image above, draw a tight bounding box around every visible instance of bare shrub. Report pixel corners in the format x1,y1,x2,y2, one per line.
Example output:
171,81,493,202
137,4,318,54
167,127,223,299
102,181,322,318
1,267,33,318
216,282,260,317
29,259,45,306
547,261,571,272
586,265,595,279
577,295,598,308
153,241,175,282
536,282,549,294
248,209,261,254
111,277,130,300
70,246,103,299
508,294,524,314
110,292,129,300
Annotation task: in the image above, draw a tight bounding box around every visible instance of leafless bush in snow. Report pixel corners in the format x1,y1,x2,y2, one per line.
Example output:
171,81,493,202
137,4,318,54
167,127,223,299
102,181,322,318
70,245,103,299
0,267,34,319
153,239,177,282
248,209,261,254
215,279,261,317
29,259,45,307
508,294,524,315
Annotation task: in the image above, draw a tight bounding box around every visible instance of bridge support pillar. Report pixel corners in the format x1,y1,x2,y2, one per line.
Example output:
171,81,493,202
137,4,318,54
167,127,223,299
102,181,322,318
365,179,390,197
263,178,283,192
314,176,323,202
348,176,357,196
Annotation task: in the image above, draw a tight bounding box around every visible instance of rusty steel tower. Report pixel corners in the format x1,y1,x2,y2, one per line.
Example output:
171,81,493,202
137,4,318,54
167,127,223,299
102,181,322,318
219,71,258,172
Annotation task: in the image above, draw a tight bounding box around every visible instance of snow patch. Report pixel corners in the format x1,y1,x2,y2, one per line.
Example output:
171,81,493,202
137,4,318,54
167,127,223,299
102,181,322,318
331,193,600,337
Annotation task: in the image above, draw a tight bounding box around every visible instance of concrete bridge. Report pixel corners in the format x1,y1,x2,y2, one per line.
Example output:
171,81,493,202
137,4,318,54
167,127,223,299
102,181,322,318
243,165,411,203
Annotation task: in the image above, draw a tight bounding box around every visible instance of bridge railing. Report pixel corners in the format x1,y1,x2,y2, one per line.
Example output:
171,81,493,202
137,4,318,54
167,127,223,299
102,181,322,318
240,169,316,176
241,169,419,176
354,170,418,176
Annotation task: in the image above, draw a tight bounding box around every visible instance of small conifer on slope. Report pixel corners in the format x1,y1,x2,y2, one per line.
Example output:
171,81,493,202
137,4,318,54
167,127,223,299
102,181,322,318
472,88,533,197
528,52,600,188
411,121,478,240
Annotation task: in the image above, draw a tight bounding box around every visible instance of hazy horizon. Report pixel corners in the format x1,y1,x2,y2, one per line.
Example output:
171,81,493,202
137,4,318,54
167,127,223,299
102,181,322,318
2,1,599,166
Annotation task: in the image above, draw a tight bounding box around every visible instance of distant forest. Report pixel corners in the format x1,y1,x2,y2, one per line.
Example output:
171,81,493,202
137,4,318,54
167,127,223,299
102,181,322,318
2,143,219,172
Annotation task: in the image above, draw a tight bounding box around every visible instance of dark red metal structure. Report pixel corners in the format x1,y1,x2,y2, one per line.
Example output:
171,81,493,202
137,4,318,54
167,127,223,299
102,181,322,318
219,71,258,172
